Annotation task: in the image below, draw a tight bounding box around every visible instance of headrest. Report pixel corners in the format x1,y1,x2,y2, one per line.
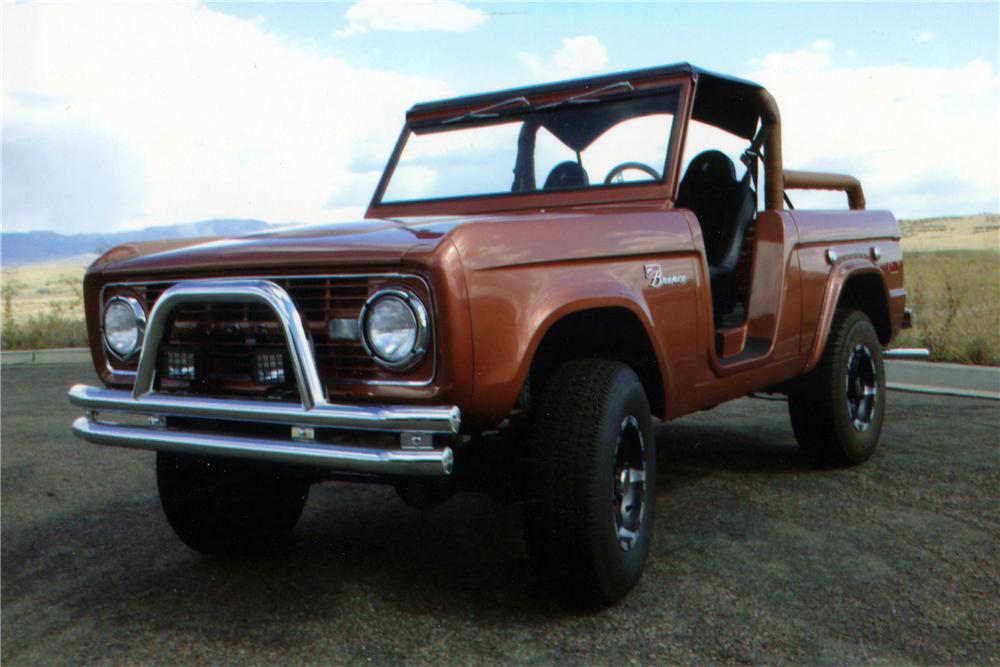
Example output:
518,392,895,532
682,150,736,187
543,161,590,190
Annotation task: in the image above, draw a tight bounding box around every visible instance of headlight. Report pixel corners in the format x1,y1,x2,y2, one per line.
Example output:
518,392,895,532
360,289,429,370
102,296,146,360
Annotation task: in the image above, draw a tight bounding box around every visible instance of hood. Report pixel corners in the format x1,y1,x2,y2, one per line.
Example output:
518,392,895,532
91,217,466,275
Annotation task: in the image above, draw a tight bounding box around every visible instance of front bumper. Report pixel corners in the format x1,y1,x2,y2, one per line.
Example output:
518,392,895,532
70,279,460,477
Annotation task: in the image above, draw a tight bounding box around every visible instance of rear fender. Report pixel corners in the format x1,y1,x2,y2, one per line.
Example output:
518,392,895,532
804,258,888,373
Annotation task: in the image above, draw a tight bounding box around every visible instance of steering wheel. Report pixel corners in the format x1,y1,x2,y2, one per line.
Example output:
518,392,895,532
604,162,662,185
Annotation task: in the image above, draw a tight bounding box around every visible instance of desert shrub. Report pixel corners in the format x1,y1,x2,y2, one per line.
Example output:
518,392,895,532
1,309,88,350
1,291,88,350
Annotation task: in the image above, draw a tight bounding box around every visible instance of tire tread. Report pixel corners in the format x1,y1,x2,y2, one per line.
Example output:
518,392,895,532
525,359,653,606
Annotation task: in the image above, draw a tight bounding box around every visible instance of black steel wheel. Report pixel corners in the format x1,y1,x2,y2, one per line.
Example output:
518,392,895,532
613,415,649,552
846,342,879,432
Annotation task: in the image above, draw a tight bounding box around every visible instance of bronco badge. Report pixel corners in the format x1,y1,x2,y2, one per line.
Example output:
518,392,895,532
644,264,688,288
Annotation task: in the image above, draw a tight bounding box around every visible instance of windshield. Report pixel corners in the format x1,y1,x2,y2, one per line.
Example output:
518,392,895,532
379,87,680,205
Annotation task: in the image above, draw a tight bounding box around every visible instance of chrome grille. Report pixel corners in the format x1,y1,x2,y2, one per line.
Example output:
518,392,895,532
102,275,432,392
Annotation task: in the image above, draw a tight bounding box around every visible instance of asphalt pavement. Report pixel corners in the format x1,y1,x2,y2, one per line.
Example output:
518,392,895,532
2,363,998,665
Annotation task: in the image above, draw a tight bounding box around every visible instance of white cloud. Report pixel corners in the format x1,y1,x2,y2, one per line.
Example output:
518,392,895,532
745,41,999,218
759,41,833,73
2,2,452,233
811,39,834,53
337,0,487,36
916,30,935,42
517,36,609,82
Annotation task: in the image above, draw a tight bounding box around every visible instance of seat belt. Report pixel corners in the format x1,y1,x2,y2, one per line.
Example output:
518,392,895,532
740,121,771,194
739,120,795,209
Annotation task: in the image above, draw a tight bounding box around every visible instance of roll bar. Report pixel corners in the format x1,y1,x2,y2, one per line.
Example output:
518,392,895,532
783,170,866,210
753,89,866,211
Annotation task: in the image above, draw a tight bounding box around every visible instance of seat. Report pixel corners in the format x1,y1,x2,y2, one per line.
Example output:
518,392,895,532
675,150,756,322
543,161,589,190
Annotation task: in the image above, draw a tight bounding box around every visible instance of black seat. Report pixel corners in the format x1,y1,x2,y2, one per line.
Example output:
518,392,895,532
676,150,756,321
543,161,589,190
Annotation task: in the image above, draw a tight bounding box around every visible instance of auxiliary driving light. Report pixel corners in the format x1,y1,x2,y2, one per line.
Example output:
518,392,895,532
160,347,198,381
253,351,287,385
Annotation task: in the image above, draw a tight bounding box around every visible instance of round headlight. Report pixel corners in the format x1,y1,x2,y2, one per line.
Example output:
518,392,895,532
360,290,429,369
102,296,146,360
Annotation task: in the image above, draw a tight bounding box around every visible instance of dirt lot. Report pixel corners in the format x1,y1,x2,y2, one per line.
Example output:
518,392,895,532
2,363,998,665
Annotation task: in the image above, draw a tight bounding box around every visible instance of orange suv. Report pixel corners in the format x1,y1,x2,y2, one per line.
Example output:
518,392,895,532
70,64,908,606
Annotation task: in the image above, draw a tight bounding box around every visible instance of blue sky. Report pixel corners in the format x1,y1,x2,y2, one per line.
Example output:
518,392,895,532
211,2,999,83
3,1,998,234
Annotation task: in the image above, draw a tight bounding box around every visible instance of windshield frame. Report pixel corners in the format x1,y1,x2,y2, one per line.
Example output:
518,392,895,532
366,75,693,218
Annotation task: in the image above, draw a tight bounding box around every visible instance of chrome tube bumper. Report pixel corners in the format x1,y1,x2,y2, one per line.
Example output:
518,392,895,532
68,385,461,434
72,418,454,476
70,279,460,477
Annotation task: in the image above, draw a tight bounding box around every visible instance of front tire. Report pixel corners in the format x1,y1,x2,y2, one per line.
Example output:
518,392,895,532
788,309,886,466
394,479,457,510
157,453,310,557
524,360,656,607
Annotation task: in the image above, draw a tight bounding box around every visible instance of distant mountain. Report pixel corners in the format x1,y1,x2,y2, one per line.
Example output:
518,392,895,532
0,219,278,267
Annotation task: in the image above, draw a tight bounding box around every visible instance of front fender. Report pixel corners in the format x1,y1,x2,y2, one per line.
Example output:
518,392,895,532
464,267,665,424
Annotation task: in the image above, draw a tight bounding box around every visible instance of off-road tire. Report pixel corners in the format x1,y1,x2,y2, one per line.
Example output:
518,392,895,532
524,360,656,607
157,453,310,557
788,309,886,466
394,479,458,511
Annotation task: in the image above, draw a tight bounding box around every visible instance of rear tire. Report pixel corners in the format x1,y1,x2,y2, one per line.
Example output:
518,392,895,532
788,309,886,466
524,360,656,607
157,453,310,557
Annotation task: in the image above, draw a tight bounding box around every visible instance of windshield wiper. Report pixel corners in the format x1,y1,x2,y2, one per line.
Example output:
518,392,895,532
536,80,634,111
442,96,531,124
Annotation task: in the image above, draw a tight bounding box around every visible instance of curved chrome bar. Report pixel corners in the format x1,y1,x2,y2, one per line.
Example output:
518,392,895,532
132,279,326,408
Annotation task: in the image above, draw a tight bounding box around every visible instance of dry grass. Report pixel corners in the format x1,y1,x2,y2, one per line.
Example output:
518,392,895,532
1,258,89,350
900,214,999,253
0,257,91,322
894,250,1000,365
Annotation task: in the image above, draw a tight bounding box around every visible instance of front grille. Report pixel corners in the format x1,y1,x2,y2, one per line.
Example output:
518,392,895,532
103,274,433,395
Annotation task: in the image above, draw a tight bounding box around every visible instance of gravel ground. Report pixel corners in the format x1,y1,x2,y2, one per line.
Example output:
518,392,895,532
2,363,998,666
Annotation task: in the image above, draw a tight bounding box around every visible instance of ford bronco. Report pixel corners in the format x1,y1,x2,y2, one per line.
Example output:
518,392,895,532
70,64,909,606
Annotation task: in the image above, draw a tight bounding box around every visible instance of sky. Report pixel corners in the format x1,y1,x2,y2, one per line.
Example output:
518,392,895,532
3,1,998,234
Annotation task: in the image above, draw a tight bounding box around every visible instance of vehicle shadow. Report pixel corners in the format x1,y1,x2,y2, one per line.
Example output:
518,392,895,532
6,414,821,656
654,416,819,480
36,486,566,635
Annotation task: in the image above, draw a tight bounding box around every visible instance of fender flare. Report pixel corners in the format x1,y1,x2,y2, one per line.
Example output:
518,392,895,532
804,258,889,373
518,296,671,414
